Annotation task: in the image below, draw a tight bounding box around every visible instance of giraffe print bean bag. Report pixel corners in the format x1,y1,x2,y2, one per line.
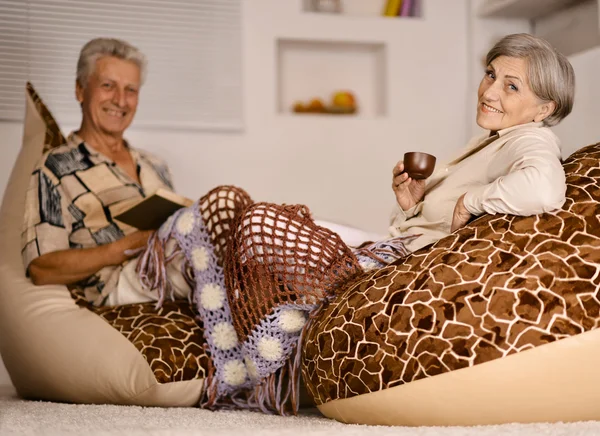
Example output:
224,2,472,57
302,143,600,426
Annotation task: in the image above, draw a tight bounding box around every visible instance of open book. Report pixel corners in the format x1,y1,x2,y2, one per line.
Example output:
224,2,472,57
114,188,194,231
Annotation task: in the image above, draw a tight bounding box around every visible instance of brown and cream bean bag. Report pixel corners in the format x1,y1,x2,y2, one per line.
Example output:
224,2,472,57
302,142,600,426
0,83,208,405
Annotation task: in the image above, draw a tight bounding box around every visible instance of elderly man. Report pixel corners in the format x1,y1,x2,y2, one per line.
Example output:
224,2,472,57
21,38,191,306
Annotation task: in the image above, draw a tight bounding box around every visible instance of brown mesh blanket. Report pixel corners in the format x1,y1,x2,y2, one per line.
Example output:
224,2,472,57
137,187,362,415
216,202,361,414
225,203,362,343
200,185,254,268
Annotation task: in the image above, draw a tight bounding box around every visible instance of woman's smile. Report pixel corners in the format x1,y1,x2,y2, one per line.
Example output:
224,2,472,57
480,102,502,114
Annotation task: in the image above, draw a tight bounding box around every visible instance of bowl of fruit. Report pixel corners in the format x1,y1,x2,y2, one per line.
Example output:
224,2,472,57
292,91,357,115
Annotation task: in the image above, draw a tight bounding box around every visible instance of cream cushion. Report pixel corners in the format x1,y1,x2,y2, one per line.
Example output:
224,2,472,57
319,329,600,426
0,88,203,406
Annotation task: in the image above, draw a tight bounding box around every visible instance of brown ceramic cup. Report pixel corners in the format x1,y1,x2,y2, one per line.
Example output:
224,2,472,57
403,152,437,180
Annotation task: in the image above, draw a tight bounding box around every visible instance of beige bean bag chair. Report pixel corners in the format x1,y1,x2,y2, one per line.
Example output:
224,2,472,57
0,84,208,405
302,141,600,425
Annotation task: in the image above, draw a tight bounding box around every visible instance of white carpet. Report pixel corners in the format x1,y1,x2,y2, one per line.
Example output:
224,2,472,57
2,386,600,436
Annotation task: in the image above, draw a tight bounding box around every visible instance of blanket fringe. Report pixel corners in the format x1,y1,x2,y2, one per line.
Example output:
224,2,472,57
199,325,308,416
245,330,304,416
136,231,170,309
352,234,420,266
199,343,219,409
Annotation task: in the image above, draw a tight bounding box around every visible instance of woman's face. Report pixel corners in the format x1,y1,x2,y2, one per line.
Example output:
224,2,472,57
476,56,554,132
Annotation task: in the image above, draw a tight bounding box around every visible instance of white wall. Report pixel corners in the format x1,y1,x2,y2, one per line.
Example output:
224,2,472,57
552,46,600,158
0,0,473,386
0,0,471,231
129,0,471,232
0,122,25,200
465,0,599,159
466,0,530,138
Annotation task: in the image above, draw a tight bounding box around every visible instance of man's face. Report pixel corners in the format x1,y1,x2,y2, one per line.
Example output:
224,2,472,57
76,56,141,136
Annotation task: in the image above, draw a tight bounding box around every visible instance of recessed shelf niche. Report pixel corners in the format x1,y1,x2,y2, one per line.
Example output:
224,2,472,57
276,38,387,118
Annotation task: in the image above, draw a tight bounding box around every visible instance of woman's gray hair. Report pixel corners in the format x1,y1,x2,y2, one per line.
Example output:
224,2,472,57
486,33,575,127
76,38,147,88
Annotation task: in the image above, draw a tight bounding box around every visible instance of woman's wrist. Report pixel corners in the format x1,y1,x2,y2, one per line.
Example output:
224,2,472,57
402,198,422,212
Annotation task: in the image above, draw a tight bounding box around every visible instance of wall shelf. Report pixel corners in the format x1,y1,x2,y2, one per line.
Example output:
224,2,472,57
302,0,422,18
478,0,585,19
276,38,387,118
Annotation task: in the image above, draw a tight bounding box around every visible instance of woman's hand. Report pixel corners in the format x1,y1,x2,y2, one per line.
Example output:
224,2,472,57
451,194,472,232
392,161,426,211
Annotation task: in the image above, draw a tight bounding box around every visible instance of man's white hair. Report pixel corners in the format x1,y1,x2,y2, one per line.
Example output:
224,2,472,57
76,38,147,87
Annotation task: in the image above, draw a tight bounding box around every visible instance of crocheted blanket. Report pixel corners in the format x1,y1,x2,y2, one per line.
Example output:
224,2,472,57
137,186,413,415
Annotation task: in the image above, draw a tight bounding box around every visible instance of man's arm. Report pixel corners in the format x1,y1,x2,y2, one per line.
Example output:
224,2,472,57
28,230,152,286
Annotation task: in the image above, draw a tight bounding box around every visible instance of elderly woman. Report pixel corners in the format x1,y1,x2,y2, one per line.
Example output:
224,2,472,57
383,33,574,259
21,38,244,307
237,33,575,274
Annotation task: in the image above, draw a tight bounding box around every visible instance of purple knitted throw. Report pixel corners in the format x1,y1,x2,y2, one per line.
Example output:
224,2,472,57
137,204,316,413
137,201,416,415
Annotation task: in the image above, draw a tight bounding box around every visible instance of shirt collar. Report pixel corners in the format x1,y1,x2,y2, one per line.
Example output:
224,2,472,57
495,121,544,138
67,131,86,149
67,131,139,161
447,121,544,168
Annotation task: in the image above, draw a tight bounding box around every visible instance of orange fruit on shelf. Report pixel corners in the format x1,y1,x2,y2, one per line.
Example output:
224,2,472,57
307,98,326,112
332,91,356,108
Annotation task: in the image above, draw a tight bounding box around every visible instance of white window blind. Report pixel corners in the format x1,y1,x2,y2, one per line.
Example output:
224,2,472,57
0,0,243,131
